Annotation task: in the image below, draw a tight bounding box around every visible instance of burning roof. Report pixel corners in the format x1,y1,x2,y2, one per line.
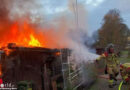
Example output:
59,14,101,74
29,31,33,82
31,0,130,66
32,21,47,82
0,21,46,48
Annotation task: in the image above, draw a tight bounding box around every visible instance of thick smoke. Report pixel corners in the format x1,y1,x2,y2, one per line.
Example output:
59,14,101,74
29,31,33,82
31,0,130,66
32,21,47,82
0,0,99,62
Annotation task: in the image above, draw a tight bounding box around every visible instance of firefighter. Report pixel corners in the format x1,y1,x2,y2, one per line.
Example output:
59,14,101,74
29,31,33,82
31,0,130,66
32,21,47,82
96,44,120,88
120,63,130,84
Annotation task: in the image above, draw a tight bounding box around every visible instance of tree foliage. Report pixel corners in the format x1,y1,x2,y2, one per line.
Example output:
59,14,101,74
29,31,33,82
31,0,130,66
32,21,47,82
95,9,129,50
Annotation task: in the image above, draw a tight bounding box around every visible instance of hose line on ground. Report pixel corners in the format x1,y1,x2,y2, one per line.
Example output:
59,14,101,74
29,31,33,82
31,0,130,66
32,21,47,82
118,81,123,90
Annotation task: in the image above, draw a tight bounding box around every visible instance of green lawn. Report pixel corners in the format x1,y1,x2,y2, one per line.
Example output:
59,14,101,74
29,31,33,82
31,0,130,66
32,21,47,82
119,50,130,63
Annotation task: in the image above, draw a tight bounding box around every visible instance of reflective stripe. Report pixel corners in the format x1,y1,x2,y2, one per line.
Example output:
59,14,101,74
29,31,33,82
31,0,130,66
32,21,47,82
122,63,130,68
28,88,32,90
123,74,128,80
109,80,114,85
108,64,116,67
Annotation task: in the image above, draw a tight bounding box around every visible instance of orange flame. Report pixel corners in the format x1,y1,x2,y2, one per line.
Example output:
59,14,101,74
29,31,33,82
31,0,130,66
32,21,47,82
0,21,45,48
55,52,61,56
0,20,66,49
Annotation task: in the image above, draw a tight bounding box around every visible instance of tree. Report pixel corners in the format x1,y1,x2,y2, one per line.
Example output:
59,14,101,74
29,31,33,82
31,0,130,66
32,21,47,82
95,9,129,50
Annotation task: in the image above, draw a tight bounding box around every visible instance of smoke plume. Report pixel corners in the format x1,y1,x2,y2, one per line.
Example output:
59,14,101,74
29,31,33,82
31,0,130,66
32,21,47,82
0,0,99,62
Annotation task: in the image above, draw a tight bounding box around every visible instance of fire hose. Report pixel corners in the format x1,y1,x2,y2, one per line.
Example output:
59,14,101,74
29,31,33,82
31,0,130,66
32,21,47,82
118,81,123,90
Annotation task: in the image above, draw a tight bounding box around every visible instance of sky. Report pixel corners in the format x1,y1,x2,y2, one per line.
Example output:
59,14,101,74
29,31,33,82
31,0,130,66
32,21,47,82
7,0,130,36
87,0,130,35
37,0,130,35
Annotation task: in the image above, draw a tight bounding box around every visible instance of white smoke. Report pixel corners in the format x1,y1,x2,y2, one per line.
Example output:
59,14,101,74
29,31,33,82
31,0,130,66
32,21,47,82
3,0,99,62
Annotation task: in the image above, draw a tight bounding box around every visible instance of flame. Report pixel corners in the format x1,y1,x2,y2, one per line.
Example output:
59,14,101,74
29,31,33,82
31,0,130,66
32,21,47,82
4,48,12,55
0,19,66,49
0,21,45,48
29,34,41,47
55,52,61,56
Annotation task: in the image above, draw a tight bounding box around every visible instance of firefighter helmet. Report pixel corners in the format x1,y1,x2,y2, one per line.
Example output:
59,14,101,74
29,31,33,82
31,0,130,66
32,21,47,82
106,43,115,54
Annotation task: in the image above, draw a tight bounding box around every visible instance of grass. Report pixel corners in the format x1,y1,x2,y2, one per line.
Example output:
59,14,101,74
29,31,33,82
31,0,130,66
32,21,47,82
119,50,130,63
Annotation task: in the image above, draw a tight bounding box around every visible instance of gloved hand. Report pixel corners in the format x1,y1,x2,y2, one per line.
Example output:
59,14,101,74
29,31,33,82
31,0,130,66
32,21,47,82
95,59,99,63
95,56,101,63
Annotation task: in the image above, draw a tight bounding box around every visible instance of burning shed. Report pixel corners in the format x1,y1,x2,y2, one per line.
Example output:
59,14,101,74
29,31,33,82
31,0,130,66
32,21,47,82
0,43,67,90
